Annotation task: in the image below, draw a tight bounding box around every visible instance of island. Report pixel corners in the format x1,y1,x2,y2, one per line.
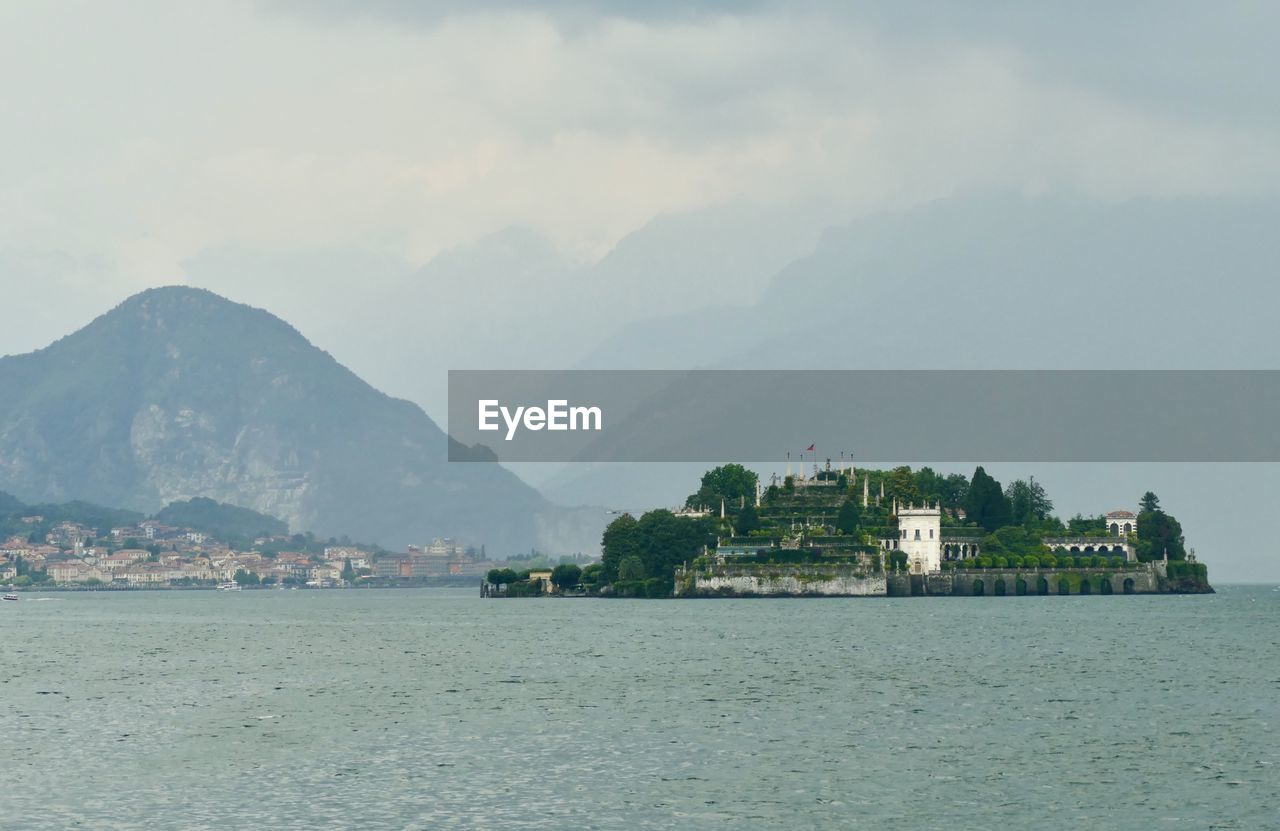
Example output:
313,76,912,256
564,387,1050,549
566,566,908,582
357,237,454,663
484,460,1212,598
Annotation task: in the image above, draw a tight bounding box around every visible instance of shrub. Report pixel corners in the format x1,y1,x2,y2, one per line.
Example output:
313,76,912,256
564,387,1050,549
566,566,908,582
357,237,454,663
612,580,645,598
993,556,1008,569
644,577,672,598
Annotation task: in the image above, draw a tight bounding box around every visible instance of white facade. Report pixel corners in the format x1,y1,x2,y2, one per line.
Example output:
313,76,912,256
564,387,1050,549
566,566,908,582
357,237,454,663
1106,510,1137,537
896,502,942,574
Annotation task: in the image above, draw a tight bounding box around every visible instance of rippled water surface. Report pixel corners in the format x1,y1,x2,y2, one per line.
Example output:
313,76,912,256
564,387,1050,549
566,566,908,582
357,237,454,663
4,586,1278,829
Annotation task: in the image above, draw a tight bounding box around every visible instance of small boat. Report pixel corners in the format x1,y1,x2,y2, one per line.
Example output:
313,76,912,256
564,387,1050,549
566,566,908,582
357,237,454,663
2,594,18,602
216,582,241,591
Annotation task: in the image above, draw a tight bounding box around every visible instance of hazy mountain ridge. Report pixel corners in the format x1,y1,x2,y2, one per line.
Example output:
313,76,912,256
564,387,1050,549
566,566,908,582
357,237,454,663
0,286,568,552
571,192,1280,371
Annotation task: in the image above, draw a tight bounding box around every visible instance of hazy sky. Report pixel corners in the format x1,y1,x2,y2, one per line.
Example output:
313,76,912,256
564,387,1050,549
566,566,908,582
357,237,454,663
2,1,1279,358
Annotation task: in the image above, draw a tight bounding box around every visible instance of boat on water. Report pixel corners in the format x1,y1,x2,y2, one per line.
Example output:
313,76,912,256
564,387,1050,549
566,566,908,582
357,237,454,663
216,582,242,591
3,594,18,601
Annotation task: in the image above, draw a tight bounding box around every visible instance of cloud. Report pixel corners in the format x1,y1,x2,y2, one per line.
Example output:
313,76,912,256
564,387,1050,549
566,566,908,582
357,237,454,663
0,0,1277,330
261,0,780,26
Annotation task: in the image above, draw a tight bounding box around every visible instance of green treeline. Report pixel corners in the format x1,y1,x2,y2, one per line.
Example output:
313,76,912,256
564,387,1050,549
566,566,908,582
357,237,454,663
155,497,288,546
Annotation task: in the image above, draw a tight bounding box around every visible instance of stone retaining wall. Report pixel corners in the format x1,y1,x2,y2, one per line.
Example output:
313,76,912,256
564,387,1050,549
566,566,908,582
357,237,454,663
676,564,885,597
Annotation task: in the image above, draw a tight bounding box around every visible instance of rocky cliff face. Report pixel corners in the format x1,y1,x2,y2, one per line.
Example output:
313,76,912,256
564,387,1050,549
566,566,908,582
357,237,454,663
0,286,580,553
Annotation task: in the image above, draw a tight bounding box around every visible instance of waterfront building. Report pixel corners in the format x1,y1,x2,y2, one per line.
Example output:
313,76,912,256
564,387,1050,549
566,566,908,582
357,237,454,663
879,500,943,574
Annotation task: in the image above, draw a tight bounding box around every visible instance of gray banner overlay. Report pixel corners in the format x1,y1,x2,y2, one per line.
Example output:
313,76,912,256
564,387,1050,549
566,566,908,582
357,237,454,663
447,370,1280,463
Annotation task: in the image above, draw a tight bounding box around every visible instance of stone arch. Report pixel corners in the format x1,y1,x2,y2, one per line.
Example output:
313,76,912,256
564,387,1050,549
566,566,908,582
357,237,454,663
994,578,1007,596
1110,522,1120,535
1037,576,1050,595
1057,577,1071,595
1100,578,1114,595
1123,577,1136,595
1123,522,1132,535
1083,545,1095,554
1015,578,1028,596
972,578,985,596
1079,578,1092,595
1070,546,1081,554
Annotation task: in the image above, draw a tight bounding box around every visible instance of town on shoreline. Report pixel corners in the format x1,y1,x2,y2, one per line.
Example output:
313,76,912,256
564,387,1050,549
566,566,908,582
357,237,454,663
0,496,582,592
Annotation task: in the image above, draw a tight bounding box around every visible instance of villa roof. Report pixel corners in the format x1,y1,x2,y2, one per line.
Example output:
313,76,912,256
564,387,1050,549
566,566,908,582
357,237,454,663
1106,510,1137,518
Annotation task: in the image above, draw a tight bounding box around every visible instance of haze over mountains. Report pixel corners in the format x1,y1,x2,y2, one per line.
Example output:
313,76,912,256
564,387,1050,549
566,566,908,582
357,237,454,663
3,192,1280,579
0,287,595,554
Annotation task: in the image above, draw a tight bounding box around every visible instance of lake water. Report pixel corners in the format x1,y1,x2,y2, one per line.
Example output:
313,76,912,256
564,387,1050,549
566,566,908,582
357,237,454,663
4,586,1277,830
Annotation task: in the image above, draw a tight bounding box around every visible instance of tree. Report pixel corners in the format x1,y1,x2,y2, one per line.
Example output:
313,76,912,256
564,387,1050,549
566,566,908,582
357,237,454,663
1028,477,1053,520
965,466,1011,531
600,514,642,583
551,563,582,591
913,467,943,501
487,568,519,586
1067,514,1106,535
736,503,761,535
1135,509,1186,562
579,563,604,588
233,569,260,586
1006,479,1032,526
941,473,970,509
835,499,860,535
887,466,918,504
1005,476,1054,526
341,558,356,582
1139,491,1161,513
637,509,708,581
617,555,646,582
686,464,758,510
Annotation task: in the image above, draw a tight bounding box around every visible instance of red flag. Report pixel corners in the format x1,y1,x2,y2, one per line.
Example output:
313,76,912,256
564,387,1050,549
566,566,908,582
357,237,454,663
806,444,815,452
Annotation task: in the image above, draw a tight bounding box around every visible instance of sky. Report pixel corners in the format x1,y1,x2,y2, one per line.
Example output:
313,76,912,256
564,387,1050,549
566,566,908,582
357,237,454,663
2,0,1277,335
1,1,1279,580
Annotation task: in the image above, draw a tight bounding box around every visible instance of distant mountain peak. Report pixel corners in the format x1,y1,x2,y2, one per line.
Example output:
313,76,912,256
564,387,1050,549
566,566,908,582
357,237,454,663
0,287,578,551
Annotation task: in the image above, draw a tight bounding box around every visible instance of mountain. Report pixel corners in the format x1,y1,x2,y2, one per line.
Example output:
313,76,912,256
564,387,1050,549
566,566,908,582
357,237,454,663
545,191,1280,514
182,202,821,418
0,286,569,553
573,191,1280,370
